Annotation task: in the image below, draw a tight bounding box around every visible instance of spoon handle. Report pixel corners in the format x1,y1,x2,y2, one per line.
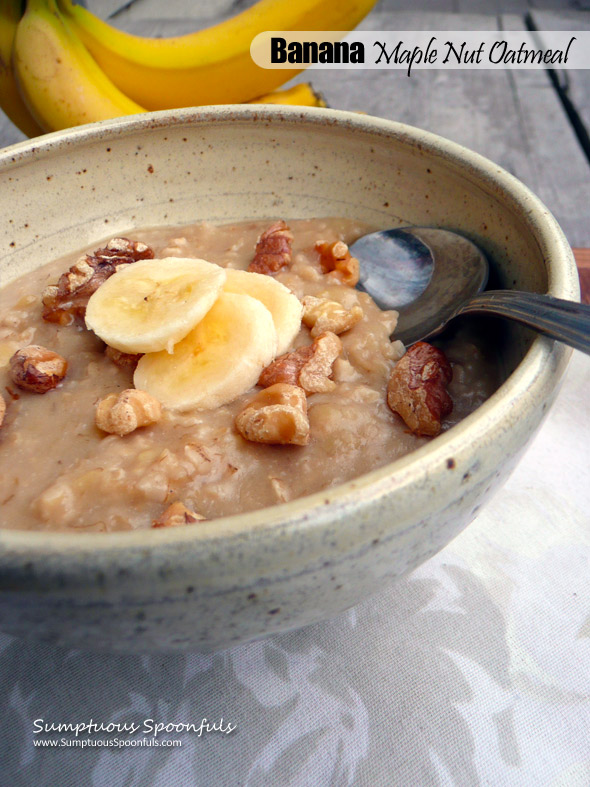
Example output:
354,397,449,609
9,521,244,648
460,290,590,355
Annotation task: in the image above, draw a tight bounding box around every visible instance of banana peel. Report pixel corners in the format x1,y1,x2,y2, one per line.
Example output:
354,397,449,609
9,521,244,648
4,0,340,137
0,0,44,136
249,82,327,107
13,0,144,133
58,0,375,110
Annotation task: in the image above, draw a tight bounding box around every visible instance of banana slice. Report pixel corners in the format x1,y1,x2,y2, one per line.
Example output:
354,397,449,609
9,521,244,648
85,257,226,354
134,292,277,411
223,269,302,354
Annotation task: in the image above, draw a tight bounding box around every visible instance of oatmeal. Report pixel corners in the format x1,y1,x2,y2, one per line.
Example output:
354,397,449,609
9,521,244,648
0,219,499,532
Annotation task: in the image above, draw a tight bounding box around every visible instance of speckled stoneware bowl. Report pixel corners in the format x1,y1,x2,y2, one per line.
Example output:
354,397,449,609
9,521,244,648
0,107,579,653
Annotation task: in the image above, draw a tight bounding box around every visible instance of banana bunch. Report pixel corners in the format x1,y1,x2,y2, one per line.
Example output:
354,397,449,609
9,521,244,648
85,257,303,410
1,0,377,136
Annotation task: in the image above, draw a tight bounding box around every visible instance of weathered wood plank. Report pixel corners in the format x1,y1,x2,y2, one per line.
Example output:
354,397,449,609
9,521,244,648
573,248,590,303
377,0,455,11
529,11,590,137
498,13,590,246
455,0,524,14
86,0,130,19
99,0,253,26
289,11,590,245
87,0,590,21
0,118,26,150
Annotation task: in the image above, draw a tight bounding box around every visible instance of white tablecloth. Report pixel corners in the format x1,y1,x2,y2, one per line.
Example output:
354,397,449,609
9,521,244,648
1,351,588,787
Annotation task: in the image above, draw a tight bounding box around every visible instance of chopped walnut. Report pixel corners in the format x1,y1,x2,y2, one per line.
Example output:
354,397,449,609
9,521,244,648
315,240,360,286
0,394,5,427
258,344,313,389
9,345,67,393
235,383,310,445
42,237,154,325
152,501,206,528
298,332,342,393
95,389,162,436
259,332,342,394
387,342,453,436
302,295,363,337
248,221,293,275
105,346,142,370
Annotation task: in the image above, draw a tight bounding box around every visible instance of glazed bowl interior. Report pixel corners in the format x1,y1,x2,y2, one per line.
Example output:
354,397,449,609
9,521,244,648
1,108,576,376
0,107,579,652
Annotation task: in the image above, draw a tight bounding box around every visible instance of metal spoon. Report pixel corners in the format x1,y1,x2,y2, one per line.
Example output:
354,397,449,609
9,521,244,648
350,226,590,354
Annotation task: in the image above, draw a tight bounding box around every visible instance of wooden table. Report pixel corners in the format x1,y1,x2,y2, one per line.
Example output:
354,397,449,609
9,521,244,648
574,249,590,303
2,2,589,299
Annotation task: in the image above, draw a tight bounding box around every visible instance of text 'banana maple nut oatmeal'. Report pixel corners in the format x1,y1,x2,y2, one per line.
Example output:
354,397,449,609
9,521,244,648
0,218,498,532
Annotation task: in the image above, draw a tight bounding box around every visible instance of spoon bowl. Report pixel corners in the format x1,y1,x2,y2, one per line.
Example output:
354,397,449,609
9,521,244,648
351,227,590,353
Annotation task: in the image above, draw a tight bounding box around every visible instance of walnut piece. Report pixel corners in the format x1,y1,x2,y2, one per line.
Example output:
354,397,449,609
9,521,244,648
259,332,342,394
235,383,310,445
258,344,313,388
298,332,342,393
248,220,293,275
315,240,360,286
105,346,142,370
95,389,162,436
152,501,206,528
387,342,453,436
302,295,363,337
42,237,154,325
0,394,5,427
9,345,67,393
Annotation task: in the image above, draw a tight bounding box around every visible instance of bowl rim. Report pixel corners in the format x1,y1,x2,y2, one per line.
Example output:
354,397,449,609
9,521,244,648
0,105,578,556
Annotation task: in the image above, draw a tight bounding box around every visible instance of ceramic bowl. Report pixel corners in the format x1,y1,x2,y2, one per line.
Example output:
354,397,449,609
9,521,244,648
0,107,579,653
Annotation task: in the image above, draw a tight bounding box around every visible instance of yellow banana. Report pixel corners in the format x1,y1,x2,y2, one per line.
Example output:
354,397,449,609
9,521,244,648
0,0,43,137
58,0,377,110
249,82,326,107
13,0,144,133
